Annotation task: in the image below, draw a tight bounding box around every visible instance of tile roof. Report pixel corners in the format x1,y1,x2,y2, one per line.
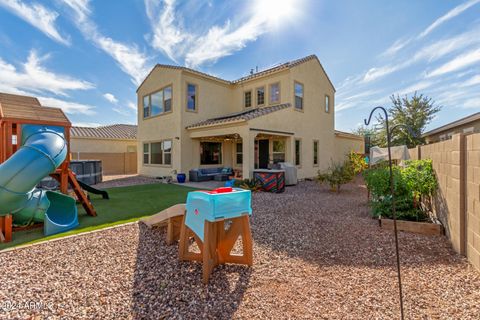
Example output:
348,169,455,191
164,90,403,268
334,130,364,140
137,54,335,92
186,103,291,129
0,92,70,125
71,124,137,140
422,112,480,137
231,55,318,83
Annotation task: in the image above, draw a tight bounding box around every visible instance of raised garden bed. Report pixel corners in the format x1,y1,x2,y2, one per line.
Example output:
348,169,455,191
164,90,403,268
380,218,443,236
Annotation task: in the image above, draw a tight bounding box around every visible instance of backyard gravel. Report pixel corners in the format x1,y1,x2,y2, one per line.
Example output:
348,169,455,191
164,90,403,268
1,178,480,319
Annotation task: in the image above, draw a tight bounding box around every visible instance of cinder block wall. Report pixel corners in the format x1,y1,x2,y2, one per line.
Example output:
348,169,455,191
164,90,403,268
72,152,138,175
466,134,480,270
409,133,480,271
420,135,465,254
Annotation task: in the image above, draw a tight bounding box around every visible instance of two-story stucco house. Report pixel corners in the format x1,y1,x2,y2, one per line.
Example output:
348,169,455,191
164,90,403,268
136,55,363,181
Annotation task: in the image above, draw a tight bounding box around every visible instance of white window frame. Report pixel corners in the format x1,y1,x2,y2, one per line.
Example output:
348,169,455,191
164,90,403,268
143,84,173,119
256,86,265,106
294,81,304,110
269,82,281,104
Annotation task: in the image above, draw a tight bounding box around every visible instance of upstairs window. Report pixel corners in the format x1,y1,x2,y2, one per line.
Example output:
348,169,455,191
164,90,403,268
151,90,164,115
325,94,330,113
143,85,173,118
164,86,172,112
270,82,280,104
256,87,265,106
294,82,304,110
143,96,150,118
187,83,197,111
244,90,252,108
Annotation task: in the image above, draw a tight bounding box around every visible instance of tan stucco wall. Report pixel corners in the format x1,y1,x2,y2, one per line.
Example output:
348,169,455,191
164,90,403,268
137,58,336,180
425,120,480,143
334,135,365,162
70,137,137,154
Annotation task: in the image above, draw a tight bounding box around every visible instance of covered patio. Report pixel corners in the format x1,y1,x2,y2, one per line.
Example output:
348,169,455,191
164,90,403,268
187,125,295,179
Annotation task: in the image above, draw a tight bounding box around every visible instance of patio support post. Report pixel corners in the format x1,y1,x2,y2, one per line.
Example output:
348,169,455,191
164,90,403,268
241,131,255,179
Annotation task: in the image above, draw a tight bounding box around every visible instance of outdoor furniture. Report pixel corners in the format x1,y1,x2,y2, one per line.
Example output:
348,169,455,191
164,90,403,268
179,187,253,283
253,169,286,193
189,167,233,182
214,174,229,181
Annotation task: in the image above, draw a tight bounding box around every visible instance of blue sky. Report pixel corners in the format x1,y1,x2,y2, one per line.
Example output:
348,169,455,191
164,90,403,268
0,0,479,131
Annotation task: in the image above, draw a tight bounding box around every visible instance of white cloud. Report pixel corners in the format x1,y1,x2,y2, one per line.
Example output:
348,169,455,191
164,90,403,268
145,0,189,62
145,0,300,67
459,74,480,87
0,0,70,45
38,96,95,115
112,107,129,116
103,92,118,104
0,50,94,96
419,0,480,38
72,121,101,127
381,38,411,57
427,48,480,78
127,101,137,111
363,65,403,83
185,17,266,67
462,97,480,108
61,0,151,85
397,80,435,96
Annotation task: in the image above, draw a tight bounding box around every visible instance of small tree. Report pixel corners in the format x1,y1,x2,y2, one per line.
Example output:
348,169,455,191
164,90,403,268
372,92,441,148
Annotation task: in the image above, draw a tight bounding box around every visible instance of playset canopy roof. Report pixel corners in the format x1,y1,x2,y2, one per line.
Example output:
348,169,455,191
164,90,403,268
0,92,70,126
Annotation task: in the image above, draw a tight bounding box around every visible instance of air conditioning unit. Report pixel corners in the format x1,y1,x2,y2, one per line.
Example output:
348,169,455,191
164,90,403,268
278,162,297,185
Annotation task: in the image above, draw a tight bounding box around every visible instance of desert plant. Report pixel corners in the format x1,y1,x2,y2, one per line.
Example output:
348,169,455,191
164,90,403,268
234,178,262,191
317,161,354,192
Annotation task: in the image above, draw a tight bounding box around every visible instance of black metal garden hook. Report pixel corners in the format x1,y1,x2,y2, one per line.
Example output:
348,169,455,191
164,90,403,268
364,106,405,320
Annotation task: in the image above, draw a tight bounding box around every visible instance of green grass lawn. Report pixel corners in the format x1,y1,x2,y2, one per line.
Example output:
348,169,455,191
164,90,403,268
0,183,198,250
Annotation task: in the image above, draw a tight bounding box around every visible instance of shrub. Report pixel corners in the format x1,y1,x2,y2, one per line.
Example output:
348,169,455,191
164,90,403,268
317,161,354,192
234,178,262,192
348,151,368,174
362,159,438,221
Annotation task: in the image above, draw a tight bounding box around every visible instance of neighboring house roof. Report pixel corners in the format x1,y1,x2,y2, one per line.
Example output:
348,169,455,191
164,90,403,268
422,112,480,137
0,92,70,125
186,103,292,129
71,124,137,140
334,130,364,141
137,55,335,92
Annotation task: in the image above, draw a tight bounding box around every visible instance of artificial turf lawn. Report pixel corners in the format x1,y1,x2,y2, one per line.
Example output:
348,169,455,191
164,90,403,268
0,183,198,250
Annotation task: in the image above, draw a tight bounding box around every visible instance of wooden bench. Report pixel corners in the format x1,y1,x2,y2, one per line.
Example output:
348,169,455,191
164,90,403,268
140,204,185,245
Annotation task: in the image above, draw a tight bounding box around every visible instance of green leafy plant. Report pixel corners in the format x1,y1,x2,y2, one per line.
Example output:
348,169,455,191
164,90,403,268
348,151,368,174
362,159,438,221
234,178,262,191
402,159,437,208
317,161,355,192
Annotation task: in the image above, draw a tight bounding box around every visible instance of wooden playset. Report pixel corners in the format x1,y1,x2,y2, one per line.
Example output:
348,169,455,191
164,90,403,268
0,93,97,243
141,187,253,283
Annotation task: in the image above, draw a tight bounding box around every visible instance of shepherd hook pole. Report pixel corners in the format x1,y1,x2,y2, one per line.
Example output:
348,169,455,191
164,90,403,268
364,106,405,320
